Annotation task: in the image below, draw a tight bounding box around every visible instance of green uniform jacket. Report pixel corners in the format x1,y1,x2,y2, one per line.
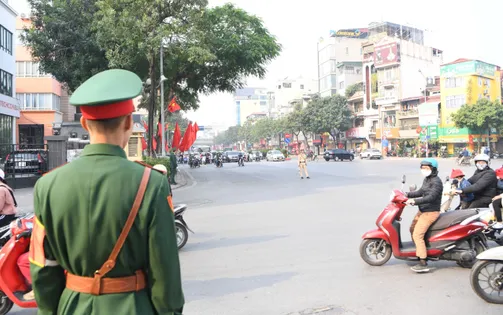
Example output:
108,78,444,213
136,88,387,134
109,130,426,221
30,144,184,315
170,153,177,175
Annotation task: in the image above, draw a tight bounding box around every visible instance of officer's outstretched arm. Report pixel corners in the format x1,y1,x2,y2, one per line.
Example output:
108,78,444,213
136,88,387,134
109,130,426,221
148,179,185,314
29,189,65,315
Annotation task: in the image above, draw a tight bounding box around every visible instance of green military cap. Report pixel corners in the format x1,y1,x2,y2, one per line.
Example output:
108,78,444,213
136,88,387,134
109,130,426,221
70,69,143,120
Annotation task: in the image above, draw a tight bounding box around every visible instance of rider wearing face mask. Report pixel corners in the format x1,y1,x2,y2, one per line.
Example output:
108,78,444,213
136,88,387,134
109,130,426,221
405,158,443,273
455,154,497,208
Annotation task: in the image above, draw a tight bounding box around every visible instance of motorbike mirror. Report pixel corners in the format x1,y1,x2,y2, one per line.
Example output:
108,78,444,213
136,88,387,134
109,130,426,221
445,176,450,182
409,184,417,192
401,175,406,184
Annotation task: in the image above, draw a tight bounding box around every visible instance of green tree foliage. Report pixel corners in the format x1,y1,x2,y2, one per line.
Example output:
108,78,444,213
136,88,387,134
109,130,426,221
23,0,281,156
214,125,241,146
345,82,364,98
23,0,110,91
451,98,503,147
304,95,353,142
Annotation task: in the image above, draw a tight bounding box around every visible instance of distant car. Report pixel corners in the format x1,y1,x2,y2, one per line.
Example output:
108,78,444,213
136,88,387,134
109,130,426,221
224,151,241,162
3,149,48,177
360,148,383,160
324,149,354,162
266,150,285,161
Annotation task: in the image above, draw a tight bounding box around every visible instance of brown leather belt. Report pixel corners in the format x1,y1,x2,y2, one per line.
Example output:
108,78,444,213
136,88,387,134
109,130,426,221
66,270,146,295
65,167,152,295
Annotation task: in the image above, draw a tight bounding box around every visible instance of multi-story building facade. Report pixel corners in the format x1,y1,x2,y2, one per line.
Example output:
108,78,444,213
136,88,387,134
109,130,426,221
15,15,74,146
439,59,502,154
0,0,20,145
336,61,363,96
271,76,317,117
234,87,269,126
358,24,443,151
317,29,368,97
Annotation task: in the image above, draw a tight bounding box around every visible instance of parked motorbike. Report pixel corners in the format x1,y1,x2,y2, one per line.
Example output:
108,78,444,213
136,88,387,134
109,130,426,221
360,175,488,268
470,246,503,304
0,215,36,314
174,204,193,250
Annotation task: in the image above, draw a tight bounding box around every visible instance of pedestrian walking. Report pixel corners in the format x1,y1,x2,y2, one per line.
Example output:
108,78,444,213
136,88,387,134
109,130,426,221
29,69,184,315
298,149,310,179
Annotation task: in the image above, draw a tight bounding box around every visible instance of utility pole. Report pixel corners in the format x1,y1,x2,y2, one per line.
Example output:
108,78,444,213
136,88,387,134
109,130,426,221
160,43,166,157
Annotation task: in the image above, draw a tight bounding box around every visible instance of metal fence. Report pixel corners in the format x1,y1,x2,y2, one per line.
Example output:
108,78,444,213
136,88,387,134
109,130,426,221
0,143,49,189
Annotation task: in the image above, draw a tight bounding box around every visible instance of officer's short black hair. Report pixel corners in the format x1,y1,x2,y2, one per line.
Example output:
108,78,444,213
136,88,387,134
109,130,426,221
87,115,129,133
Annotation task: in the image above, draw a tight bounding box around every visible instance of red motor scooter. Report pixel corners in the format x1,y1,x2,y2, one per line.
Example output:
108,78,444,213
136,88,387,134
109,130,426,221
0,215,37,314
360,175,489,268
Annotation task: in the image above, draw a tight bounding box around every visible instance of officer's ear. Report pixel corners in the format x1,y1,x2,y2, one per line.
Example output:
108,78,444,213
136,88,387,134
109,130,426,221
123,114,133,132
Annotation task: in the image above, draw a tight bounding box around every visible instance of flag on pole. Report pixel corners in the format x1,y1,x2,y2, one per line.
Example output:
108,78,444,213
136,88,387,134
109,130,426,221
167,97,181,113
172,122,182,150
141,137,147,151
179,122,193,152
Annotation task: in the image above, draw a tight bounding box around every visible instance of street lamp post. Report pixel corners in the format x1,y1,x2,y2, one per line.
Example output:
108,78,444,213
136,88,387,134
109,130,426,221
160,43,166,157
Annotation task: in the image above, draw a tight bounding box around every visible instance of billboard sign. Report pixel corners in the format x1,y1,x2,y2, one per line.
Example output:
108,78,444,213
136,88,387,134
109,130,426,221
418,102,439,126
440,60,497,78
374,42,400,68
330,28,369,39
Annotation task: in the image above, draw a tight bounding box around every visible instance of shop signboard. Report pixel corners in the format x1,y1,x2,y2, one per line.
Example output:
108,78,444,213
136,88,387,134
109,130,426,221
440,60,496,78
330,28,369,39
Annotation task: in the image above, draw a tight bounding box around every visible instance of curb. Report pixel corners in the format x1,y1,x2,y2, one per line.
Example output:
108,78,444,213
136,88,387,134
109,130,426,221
172,168,197,191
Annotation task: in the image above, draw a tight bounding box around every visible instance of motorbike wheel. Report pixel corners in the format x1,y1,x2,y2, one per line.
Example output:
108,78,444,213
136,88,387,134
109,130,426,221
0,291,13,315
470,260,503,304
175,222,188,250
359,239,392,266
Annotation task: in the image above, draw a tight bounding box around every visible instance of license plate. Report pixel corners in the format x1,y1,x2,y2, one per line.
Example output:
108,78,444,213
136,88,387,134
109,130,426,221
17,162,26,167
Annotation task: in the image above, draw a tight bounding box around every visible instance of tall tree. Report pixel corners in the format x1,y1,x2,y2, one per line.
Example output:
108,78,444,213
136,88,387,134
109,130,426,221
23,0,111,92
94,1,281,155
305,95,354,143
451,98,503,148
23,0,281,156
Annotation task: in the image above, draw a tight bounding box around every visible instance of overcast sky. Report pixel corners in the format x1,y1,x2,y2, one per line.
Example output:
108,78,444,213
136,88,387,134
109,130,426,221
12,0,503,129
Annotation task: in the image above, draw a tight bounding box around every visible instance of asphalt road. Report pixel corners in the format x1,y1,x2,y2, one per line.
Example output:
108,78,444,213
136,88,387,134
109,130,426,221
10,157,503,314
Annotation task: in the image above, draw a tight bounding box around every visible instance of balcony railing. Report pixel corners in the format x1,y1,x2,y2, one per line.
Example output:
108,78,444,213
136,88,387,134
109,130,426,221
397,109,419,119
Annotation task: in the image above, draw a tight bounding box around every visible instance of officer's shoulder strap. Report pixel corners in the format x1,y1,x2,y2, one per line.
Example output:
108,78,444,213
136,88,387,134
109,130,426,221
134,161,165,174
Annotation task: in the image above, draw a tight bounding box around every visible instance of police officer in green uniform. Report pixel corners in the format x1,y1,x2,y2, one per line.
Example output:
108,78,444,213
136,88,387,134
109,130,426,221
29,69,184,315
170,149,178,185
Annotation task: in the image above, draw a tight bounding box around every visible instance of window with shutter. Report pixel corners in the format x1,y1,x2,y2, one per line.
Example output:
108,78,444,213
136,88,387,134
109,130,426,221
128,138,138,157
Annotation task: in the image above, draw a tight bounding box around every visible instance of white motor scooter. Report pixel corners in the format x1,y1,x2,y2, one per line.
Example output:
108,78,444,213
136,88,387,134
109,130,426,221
470,246,503,304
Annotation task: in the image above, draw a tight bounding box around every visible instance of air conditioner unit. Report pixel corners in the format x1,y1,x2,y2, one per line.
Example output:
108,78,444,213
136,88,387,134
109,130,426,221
483,81,488,86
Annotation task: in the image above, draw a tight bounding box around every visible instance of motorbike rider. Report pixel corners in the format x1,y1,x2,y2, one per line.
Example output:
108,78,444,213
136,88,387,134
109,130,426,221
238,151,244,165
459,147,470,164
490,167,503,229
405,158,443,273
450,169,474,209
454,154,497,208
0,169,17,229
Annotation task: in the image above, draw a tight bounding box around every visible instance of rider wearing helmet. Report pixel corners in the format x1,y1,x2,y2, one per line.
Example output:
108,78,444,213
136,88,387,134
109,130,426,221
405,158,443,273
455,154,497,208
490,167,503,229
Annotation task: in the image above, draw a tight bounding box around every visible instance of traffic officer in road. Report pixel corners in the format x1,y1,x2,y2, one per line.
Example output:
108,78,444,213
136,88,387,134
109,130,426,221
29,69,184,315
298,149,310,179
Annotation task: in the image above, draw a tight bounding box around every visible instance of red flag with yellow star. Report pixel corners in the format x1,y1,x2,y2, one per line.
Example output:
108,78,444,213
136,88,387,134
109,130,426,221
167,97,181,113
